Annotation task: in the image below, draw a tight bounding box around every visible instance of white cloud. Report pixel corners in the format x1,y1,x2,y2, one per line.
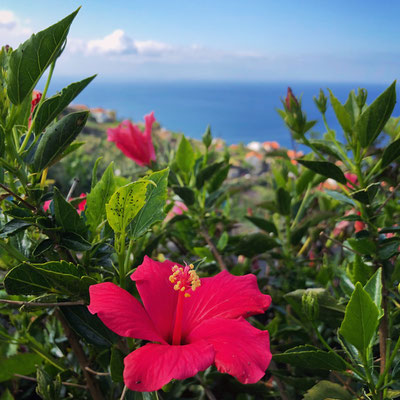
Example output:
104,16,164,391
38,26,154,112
135,40,172,56
0,10,32,46
0,10,17,29
87,29,137,55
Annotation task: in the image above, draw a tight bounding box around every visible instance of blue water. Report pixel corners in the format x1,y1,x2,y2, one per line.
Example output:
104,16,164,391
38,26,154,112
44,78,400,147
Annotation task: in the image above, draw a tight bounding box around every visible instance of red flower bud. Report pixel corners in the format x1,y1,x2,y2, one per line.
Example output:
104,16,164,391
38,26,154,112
285,87,298,111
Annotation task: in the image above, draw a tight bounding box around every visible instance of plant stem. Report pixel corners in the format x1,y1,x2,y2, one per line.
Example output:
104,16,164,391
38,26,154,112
118,233,127,288
376,334,400,388
360,350,378,399
290,183,311,230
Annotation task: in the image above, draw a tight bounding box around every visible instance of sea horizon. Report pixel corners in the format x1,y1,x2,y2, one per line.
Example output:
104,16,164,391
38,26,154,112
40,78,400,148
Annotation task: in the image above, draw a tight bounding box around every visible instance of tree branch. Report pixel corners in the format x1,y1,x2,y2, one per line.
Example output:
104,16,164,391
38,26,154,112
0,299,85,307
14,373,87,390
200,226,227,271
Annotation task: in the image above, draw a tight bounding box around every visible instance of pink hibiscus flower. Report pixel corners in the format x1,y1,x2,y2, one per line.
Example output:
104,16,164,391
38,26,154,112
88,257,272,392
107,112,156,167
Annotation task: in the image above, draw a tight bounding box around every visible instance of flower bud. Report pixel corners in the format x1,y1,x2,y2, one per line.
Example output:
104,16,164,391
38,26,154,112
202,125,212,149
313,89,327,114
285,87,299,111
302,290,319,321
356,88,368,110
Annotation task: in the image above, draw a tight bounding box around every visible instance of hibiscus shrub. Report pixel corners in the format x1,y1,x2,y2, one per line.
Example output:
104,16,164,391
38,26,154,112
1,8,400,400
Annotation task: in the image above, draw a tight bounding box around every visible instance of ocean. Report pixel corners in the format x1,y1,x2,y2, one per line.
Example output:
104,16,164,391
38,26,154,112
44,79,400,148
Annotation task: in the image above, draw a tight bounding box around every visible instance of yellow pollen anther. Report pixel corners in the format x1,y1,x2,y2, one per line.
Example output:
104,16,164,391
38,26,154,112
184,293,191,298
169,276,176,283
189,264,194,269
180,287,185,292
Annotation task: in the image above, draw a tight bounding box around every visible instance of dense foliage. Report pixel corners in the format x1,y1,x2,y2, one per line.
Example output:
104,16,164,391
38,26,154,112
1,8,400,400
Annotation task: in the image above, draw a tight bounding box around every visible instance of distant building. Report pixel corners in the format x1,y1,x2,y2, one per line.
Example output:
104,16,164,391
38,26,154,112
89,107,116,123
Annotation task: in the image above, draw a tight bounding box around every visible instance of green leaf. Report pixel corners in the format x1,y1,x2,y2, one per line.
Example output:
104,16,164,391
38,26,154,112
32,111,89,172
234,233,278,257
274,345,346,371
34,75,95,133
59,232,92,251
172,186,195,206
217,231,229,251
355,81,397,148
382,138,400,168
347,238,376,255
106,180,149,233
364,268,383,316
303,380,352,400
176,135,194,174
209,164,230,192
307,139,345,161
86,162,116,235
339,282,379,352
129,168,169,238
276,187,291,215
245,216,278,235
296,169,316,195
324,189,356,206
60,305,118,346
350,183,380,204
0,353,42,382
378,238,400,260
329,89,353,135
196,161,224,189
7,8,80,104
4,261,90,296
0,219,32,237
110,348,125,383
297,160,346,184
53,187,87,237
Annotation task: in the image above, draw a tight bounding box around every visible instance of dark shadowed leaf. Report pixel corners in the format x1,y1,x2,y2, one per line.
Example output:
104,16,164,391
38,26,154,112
297,160,346,184
60,305,118,346
32,111,89,172
53,187,87,237
274,345,346,371
245,216,278,235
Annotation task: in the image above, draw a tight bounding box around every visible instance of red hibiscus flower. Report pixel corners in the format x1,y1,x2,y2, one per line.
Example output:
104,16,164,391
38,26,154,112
88,257,272,392
107,112,156,167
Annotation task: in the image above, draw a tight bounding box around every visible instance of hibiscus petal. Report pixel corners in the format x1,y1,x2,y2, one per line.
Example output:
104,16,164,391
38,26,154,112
130,257,180,343
188,318,271,384
88,282,165,343
182,271,271,335
123,341,215,392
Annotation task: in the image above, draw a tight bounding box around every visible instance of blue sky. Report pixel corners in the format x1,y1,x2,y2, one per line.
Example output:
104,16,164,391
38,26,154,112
1,0,400,82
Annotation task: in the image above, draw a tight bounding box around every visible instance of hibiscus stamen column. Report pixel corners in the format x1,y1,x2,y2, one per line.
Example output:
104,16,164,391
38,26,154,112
169,264,201,345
